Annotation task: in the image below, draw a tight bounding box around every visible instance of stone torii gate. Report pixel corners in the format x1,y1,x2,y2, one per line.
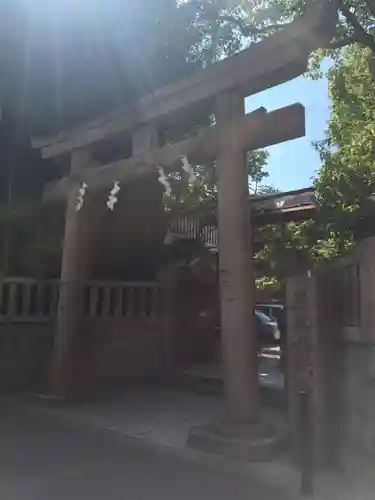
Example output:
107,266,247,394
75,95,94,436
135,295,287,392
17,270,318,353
33,1,336,457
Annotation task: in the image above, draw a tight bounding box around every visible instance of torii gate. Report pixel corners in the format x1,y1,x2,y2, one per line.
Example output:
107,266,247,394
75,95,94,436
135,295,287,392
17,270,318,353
33,1,336,456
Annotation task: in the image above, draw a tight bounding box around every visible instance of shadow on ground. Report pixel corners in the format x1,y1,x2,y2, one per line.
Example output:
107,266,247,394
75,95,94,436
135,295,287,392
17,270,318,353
0,400,294,500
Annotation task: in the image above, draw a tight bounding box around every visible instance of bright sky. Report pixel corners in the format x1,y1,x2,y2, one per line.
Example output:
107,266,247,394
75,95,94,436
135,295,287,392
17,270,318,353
245,62,331,192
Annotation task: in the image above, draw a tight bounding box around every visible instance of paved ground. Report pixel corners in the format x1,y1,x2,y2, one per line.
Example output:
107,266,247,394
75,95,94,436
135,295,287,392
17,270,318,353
37,389,225,449
0,400,293,500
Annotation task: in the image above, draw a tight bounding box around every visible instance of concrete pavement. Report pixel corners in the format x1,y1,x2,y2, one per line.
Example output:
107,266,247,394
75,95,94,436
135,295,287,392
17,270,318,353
0,400,293,500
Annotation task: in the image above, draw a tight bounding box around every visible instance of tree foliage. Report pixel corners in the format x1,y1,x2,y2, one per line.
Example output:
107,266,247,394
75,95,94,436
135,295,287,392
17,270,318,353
208,0,375,54
7,0,375,134
4,0,251,136
256,41,375,279
169,0,375,281
314,43,375,246
185,0,375,82
165,150,270,212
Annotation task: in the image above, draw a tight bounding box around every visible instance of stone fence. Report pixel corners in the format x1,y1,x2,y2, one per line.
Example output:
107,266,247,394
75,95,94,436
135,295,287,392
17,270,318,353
0,278,166,390
286,236,375,468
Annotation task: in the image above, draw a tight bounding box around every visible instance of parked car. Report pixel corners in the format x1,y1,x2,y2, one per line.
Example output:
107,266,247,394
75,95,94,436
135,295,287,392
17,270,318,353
254,309,280,345
256,302,284,323
212,306,281,346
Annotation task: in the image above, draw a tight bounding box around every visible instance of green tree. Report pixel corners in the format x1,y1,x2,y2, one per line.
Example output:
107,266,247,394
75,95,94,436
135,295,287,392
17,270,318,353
170,0,375,278
255,43,375,274
314,44,375,247
165,150,270,212
199,0,375,56
4,0,251,136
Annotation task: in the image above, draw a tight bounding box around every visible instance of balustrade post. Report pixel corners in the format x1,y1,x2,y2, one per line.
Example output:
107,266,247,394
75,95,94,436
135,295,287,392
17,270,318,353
158,265,179,374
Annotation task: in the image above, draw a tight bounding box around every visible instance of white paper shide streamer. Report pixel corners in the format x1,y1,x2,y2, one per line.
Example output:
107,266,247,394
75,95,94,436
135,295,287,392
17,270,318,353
107,181,121,210
76,182,88,212
181,156,196,185
157,166,171,196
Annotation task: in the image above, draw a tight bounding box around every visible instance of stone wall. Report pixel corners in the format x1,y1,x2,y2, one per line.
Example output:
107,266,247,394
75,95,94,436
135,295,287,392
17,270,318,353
340,340,375,457
286,236,375,468
0,278,169,391
286,270,335,465
0,323,54,390
0,318,168,391
81,318,168,386
337,238,375,459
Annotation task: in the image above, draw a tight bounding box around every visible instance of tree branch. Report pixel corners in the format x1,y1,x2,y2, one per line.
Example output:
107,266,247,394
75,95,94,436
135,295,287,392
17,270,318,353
340,1,375,52
215,14,286,38
364,0,375,20
328,36,356,50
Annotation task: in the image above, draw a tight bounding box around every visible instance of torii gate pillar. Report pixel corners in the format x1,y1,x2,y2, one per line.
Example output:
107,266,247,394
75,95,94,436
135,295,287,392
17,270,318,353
188,92,285,459
49,147,99,397
216,91,259,421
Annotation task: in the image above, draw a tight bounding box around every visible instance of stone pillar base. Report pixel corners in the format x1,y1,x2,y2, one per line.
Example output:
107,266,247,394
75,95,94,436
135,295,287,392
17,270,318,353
187,415,287,461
